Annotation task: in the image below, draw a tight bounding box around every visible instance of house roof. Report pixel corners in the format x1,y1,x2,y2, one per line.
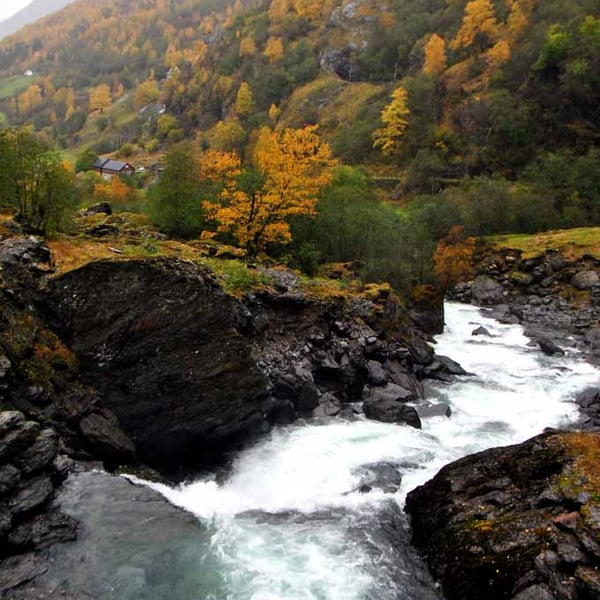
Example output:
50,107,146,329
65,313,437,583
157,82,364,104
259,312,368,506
102,159,133,171
93,157,133,172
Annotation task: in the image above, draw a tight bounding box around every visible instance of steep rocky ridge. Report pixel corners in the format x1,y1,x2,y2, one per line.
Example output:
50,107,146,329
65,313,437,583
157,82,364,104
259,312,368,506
42,255,448,472
406,431,600,600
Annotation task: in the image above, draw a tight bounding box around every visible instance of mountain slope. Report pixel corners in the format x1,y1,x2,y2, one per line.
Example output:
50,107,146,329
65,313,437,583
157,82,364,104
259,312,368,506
0,0,596,218
0,0,77,39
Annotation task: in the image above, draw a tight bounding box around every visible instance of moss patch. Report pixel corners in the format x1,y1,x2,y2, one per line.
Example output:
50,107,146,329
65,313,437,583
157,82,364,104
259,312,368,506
488,227,600,260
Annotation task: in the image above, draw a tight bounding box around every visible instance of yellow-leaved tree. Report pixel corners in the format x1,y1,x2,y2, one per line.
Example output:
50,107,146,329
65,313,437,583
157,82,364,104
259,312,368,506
424,34,447,75
235,81,255,118
451,0,499,52
204,126,336,256
372,86,410,157
89,84,111,113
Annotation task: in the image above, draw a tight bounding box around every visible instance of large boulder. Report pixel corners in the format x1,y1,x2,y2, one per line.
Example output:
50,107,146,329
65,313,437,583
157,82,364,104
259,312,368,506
471,276,504,305
45,258,273,471
405,431,600,600
363,398,421,428
571,270,599,290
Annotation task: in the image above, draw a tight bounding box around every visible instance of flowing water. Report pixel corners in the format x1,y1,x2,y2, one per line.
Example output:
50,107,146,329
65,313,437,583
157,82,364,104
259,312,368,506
130,302,599,599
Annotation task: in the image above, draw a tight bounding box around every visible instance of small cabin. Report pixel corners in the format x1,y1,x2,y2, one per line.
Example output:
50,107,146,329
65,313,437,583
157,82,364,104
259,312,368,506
93,158,135,179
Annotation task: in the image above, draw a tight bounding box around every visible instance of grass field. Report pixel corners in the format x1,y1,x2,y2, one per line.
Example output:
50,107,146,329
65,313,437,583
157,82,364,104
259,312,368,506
0,75,36,101
488,227,600,260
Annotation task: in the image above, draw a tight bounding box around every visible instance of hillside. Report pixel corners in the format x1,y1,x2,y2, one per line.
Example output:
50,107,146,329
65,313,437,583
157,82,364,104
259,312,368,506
0,0,597,241
0,0,77,39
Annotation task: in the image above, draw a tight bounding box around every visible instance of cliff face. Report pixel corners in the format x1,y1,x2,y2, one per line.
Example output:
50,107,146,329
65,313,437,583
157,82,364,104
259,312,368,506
45,257,272,470
405,431,600,600
1,235,448,476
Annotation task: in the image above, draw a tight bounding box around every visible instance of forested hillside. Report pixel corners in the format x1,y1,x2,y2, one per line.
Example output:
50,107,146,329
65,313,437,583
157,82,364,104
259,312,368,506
0,0,598,288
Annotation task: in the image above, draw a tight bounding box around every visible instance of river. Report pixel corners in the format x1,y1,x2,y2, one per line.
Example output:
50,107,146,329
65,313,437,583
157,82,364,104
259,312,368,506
121,301,598,600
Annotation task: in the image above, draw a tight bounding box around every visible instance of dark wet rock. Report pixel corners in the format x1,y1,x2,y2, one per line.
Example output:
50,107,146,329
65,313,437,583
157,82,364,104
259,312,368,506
572,270,599,290
471,325,492,336
585,327,600,349
0,412,25,438
312,392,341,418
79,410,136,463
0,354,11,379
354,462,403,493
7,475,54,515
384,360,425,399
364,382,415,404
45,258,272,471
408,336,434,366
422,355,468,381
471,276,504,305
415,403,452,419
512,584,554,600
574,388,600,430
0,236,52,268
366,360,387,386
536,336,565,356
0,420,40,461
7,512,78,550
406,431,600,600
408,290,444,335
510,271,534,286
273,366,319,413
0,464,20,494
0,553,48,596
13,429,58,475
364,398,421,428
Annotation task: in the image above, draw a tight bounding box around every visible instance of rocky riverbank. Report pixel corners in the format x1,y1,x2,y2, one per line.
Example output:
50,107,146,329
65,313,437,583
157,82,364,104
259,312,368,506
405,430,600,600
451,245,600,361
0,232,452,588
450,242,600,430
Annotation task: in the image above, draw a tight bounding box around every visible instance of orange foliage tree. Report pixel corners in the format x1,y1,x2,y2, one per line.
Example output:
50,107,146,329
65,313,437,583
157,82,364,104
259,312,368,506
204,126,336,256
93,176,137,208
432,225,475,290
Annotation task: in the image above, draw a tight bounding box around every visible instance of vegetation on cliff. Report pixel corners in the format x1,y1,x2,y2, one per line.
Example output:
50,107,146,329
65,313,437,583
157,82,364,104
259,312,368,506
0,0,595,244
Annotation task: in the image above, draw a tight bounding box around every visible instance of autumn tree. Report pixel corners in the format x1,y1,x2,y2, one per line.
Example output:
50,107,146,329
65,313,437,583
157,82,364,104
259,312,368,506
264,36,284,62
133,79,160,110
432,225,475,290
268,103,281,124
204,126,336,256
373,86,410,157
93,176,137,210
239,36,257,57
424,34,447,75
486,40,511,69
18,85,43,115
235,81,254,118
89,84,111,113
451,0,499,52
